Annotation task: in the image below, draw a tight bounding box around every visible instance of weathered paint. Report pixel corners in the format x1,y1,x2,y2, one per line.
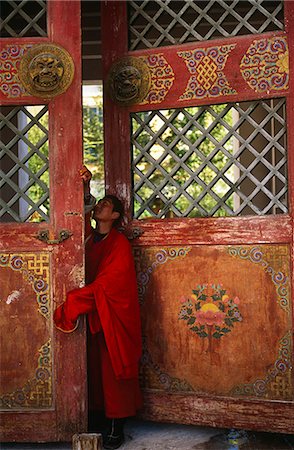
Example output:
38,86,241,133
285,6,294,435
101,1,132,217
137,244,291,401
140,392,294,434
130,215,292,246
5,289,22,304
0,1,86,442
101,0,294,433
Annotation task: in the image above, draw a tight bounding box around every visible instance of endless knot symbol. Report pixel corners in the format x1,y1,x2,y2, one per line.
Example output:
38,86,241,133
196,56,217,90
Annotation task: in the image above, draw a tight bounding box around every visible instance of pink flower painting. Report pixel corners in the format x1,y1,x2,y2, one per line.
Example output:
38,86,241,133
178,283,242,341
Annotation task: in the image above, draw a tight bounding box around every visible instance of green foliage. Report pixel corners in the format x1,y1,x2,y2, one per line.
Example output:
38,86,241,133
83,101,104,199
27,106,49,221
83,106,103,165
133,104,235,218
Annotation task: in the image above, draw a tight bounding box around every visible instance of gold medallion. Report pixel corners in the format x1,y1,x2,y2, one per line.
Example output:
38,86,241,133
107,56,151,106
19,43,75,99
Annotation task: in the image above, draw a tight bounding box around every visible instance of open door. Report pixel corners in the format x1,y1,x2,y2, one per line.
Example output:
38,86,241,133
0,1,86,441
101,1,293,432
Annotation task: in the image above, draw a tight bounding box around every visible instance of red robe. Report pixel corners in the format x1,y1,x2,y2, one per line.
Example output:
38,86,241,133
54,222,142,381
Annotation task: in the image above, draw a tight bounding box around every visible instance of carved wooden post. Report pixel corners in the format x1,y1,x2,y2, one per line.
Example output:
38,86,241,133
72,433,102,450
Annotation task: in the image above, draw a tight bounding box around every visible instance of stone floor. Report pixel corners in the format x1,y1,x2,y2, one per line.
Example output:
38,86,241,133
1,419,294,450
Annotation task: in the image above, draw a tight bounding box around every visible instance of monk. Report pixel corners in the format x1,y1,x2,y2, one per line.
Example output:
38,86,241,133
54,166,142,450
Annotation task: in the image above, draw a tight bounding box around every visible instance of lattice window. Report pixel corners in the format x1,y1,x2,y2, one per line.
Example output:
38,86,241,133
132,98,287,219
128,0,284,50
0,0,47,38
0,105,49,222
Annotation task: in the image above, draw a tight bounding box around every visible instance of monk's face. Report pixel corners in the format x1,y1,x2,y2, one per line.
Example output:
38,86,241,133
93,198,118,223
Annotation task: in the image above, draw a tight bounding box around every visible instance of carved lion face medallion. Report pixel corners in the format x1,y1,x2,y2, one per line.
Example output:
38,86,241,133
113,65,142,102
29,53,64,92
19,44,74,99
107,56,151,106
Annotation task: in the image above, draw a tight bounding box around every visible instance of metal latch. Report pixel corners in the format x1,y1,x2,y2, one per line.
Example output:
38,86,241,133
35,229,72,244
125,226,144,240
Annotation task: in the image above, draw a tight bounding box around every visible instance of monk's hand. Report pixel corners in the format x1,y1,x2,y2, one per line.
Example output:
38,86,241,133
80,165,92,196
80,165,92,184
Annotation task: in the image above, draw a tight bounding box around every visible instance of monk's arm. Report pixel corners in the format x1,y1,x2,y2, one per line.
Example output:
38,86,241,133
54,285,96,332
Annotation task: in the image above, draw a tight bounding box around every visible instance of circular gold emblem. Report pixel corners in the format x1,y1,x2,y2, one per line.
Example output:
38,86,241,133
19,44,74,99
107,56,151,106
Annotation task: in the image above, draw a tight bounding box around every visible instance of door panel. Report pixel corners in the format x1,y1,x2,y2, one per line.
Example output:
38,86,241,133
0,1,86,441
101,0,293,433
1,253,51,408
137,244,291,399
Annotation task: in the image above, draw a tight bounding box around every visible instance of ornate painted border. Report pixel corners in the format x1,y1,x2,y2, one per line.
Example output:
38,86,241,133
0,44,32,98
136,246,192,304
139,53,175,105
240,35,289,93
178,44,236,100
130,35,289,110
0,253,52,409
0,253,50,319
136,246,193,392
140,337,195,393
0,339,52,409
228,246,290,313
228,245,292,399
229,332,292,400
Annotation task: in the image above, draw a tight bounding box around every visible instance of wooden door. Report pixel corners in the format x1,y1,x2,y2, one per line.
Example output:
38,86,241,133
101,1,294,433
0,1,86,441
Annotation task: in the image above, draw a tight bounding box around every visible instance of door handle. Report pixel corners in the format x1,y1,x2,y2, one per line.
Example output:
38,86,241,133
35,229,72,245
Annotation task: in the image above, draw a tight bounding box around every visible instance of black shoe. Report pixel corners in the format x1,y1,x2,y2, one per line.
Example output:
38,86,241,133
103,431,124,449
103,418,126,449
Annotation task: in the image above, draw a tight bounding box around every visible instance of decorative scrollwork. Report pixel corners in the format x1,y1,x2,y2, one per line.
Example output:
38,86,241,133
0,253,50,319
135,247,192,303
228,245,290,313
240,36,289,93
0,44,33,98
0,340,52,409
140,337,195,392
178,44,236,100
230,332,292,400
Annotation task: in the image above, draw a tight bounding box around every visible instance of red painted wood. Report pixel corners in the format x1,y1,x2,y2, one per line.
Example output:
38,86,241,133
127,31,289,113
284,2,294,394
0,1,86,442
101,1,132,217
0,37,50,105
131,215,292,246
0,223,48,251
140,392,294,434
49,0,86,441
101,0,294,433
